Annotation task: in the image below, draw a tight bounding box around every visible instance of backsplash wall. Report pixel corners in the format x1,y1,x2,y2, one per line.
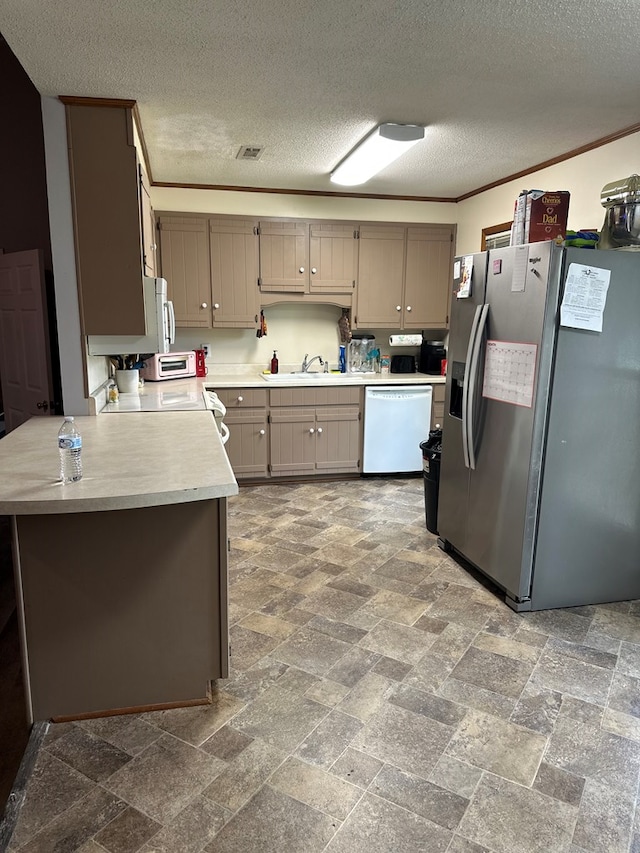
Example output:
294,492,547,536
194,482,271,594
173,302,433,372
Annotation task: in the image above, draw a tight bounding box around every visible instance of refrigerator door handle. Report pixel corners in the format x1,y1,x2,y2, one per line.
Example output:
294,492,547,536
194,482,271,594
462,304,484,469
467,303,489,470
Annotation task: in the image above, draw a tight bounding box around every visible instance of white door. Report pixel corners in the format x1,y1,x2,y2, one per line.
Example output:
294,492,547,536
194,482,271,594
0,250,54,432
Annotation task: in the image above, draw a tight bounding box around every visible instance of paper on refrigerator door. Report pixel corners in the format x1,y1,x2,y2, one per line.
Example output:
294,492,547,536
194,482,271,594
482,340,538,408
457,255,473,298
560,263,610,332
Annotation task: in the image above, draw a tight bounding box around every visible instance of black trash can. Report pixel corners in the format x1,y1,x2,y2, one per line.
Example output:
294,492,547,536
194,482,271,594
420,429,442,535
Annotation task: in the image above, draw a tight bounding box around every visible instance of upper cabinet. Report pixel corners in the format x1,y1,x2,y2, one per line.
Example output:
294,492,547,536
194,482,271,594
157,213,260,330
63,99,148,336
355,223,454,330
404,226,454,329
258,219,358,296
354,225,406,328
139,161,157,277
209,217,260,328
308,222,358,295
258,220,308,293
157,215,211,327
156,211,455,331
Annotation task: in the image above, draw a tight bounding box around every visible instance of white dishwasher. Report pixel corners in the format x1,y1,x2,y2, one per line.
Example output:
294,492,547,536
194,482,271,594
363,385,432,473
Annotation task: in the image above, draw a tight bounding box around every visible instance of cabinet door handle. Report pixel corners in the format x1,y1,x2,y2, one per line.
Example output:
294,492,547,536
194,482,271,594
201,302,208,309
299,267,305,274
214,303,220,309
406,305,412,312
309,427,315,434
150,243,157,251
259,429,265,436
311,267,317,274
316,426,323,434
237,396,244,403
396,305,402,312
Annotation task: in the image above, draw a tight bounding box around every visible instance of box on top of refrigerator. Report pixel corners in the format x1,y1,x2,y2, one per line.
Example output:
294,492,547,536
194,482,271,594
526,190,570,243
510,190,570,245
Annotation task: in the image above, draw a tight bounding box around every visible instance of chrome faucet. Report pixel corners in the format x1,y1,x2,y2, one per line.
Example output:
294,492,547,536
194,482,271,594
301,353,324,372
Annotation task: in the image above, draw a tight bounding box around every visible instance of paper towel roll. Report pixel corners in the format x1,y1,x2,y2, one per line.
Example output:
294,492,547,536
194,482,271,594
389,334,422,347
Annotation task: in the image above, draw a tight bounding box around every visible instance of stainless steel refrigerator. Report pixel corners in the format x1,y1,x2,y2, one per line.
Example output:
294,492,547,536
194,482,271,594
438,241,640,611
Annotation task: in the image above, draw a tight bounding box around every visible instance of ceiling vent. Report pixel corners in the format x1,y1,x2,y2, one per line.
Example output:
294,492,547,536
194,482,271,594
236,145,264,161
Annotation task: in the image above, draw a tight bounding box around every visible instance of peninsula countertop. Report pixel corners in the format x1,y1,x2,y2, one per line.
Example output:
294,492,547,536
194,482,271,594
0,411,238,515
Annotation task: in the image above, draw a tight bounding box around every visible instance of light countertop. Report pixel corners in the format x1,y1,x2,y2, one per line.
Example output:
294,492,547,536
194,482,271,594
101,369,446,413
0,411,238,515
206,368,446,389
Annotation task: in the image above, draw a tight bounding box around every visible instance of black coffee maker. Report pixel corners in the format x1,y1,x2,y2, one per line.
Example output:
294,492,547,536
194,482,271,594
419,340,446,375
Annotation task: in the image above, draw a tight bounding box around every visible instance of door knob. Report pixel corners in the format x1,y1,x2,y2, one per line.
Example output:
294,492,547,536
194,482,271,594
396,305,402,311
214,303,220,309
299,267,305,273
316,427,323,434
37,400,49,411
311,267,317,274
237,396,243,402
309,428,315,434
201,302,208,309
259,429,265,435
406,305,412,312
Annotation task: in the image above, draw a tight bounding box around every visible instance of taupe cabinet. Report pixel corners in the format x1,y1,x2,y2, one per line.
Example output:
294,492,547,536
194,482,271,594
269,387,362,477
157,214,260,330
139,161,157,277
209,385,363,480
258,220,358,296
157,215,216,328
431,384,445,429
209,218,260,327
214,388,268,477
158,212,455,331
355,224,454,329
62,99,149,336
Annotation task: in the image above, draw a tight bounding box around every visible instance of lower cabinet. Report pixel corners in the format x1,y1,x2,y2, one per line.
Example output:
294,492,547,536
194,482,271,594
269,387,362,477
213,384,446,478
214,388,268,479
431,384,445,429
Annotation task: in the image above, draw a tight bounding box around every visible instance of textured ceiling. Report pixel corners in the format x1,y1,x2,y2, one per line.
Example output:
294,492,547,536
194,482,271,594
2,0,639,199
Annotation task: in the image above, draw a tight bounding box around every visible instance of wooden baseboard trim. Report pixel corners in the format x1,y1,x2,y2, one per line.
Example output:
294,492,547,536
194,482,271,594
51,687,212,723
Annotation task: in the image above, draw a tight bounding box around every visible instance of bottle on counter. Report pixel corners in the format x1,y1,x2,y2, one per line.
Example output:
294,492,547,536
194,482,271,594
339,345,346,373
58,416,83,483
270,350,279,374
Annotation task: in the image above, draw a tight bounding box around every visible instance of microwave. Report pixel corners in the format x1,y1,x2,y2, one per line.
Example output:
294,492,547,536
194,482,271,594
88,277,175,356
139,351,196,381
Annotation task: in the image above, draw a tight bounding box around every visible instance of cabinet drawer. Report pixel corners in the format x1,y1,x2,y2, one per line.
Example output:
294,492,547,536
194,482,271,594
214,388,267,409
269,386,362,407
223,407,267,426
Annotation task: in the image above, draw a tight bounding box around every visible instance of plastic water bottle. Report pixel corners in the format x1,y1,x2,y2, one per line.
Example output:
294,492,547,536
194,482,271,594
58,416,83,483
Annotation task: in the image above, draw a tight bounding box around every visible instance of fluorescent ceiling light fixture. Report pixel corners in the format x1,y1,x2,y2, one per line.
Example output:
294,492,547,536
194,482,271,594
330,123,425,186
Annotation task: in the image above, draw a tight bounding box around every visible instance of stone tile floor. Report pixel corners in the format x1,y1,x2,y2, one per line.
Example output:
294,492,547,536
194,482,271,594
6,477,640,852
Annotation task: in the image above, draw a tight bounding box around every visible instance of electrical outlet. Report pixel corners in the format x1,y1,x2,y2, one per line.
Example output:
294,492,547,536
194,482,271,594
201,344,210,358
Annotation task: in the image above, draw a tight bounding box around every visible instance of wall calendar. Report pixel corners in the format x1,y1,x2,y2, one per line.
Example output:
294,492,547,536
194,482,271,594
482,340,538,408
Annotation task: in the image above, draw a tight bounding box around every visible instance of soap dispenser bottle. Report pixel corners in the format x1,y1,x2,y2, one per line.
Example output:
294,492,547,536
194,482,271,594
270,350,279,374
